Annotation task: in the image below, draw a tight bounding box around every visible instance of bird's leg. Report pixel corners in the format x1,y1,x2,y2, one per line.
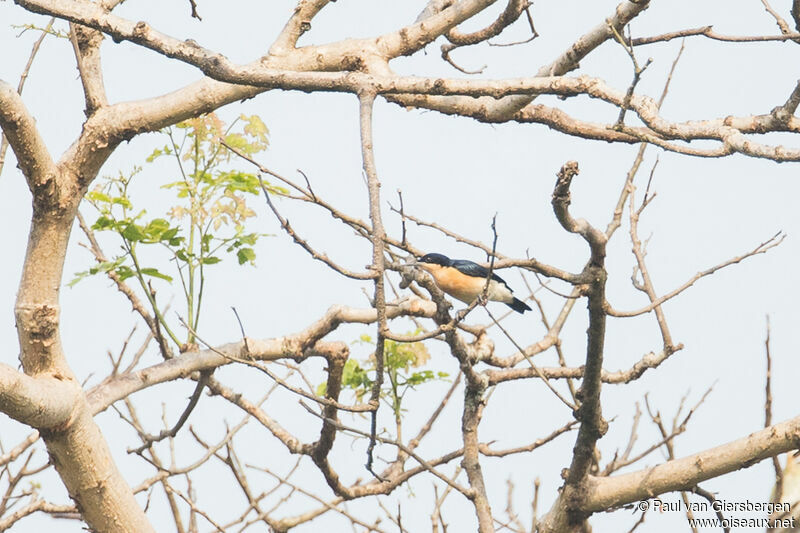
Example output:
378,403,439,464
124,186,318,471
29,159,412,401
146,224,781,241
477,293,489,307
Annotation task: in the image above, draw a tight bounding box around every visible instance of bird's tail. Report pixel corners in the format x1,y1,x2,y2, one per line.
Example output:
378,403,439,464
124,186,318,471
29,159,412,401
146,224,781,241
507,297,531,314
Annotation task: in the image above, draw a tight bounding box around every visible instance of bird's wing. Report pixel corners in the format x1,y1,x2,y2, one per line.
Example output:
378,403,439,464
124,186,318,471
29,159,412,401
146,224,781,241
450,260,510,287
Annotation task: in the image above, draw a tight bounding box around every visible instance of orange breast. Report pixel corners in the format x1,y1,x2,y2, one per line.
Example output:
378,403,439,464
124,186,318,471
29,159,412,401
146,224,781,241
431,267,486,304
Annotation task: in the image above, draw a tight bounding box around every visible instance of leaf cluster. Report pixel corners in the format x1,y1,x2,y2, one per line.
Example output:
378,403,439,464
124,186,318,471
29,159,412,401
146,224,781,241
73,113,278,345
317,332,449,418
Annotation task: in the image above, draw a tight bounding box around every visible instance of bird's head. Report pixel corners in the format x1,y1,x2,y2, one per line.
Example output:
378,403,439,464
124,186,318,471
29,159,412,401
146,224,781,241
415,253,451,272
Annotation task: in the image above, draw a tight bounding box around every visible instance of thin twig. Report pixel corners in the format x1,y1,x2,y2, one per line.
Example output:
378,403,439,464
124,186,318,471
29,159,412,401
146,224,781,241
0,18,54,178
485,309,576,411
359,89,389,480
765,316,784,500
128,370,211,454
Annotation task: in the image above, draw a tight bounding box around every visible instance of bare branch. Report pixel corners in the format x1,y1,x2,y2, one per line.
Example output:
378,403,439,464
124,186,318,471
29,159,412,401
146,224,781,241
479,420,578,457
0,432,39,468
585,415,800,512
301,403,473,498
441,0,530,72
0,497,76,531
86,299,442,414
269,0,329,54
389,208,582,283
358,89,390,479
0,80,56,190
765,317,784,501
550,162,609,526
486,309,577,411
760,0,792,34
607,231,785,318
630,26,800,45
794,0,800,32
257,173,376,280
486,345,684,386
128,370,211,454
0,17,53,178
461,372,494,531
68,22,108,115
0,364,80,429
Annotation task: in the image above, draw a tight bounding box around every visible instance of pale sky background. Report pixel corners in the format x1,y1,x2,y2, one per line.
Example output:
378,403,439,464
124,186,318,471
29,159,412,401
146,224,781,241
1,1,799,532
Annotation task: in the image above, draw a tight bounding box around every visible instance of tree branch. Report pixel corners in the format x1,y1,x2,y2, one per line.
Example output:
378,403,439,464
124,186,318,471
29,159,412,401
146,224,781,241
0,17,53,178
68,22,108,115
584,415,800,512
0,364,80,428
549,161,609,528
358,90,390,478
0,80,56,191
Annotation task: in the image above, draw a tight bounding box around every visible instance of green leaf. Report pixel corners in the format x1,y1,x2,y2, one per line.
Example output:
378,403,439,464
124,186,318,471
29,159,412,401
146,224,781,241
201,256,222,265
201,233,213,253
115,265,135,281
91,216,115,231
236,247,256,265
143,218,171,241
86,191,111,204
238,233,258,246
121,223,147,242
219,171,261,194
223,132,249,153
68,270,90,287
68,257,127,286
140,267,173,282
111,196,133,208
145,145,172,163
92,259,124,274
406,370,436,386
342,359,371,390
161,227,180,242
243,114,269,140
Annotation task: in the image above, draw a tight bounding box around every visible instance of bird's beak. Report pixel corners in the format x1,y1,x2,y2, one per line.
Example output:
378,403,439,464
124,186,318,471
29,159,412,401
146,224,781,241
412,261,435,272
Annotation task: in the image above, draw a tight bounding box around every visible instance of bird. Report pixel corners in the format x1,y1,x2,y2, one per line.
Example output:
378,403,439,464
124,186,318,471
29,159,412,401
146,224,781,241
414,253,531,314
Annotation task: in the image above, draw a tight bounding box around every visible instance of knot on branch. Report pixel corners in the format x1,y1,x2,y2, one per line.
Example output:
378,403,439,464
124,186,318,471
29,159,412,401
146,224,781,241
468,332,495,362
574,401,609,438
31,171,69,215
551,161,607,265
560,481,593,526
17,304,59,341
132,21,149,38
16,304,62,373
342,54,366,72
73,23,104,51
553,160,580,200
770,104,792,125
323,350,348,401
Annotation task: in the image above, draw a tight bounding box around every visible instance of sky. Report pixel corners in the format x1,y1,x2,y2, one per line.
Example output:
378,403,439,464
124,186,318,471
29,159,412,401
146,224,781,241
1,1,800,532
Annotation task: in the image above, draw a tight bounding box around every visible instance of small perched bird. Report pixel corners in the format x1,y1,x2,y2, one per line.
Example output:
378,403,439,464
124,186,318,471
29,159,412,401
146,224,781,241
414,253,531,314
